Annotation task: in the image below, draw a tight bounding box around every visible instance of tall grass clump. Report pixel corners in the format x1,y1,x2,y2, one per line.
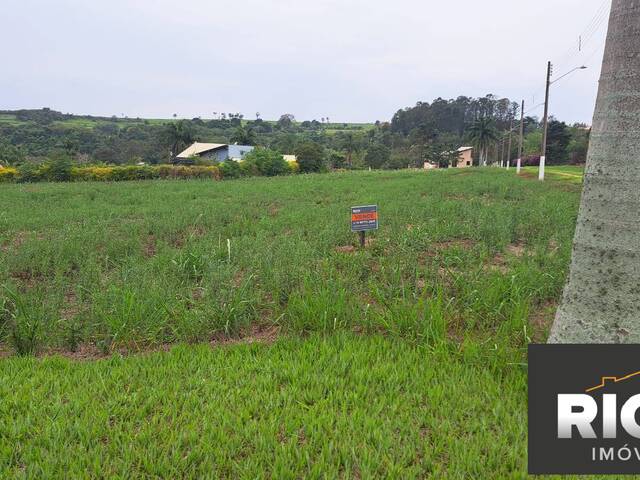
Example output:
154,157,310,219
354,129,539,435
1,287,46,355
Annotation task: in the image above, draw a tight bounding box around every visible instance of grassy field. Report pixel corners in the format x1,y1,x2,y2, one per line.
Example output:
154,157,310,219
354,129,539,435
522,165,585,184
1,334,527,478
0,168,582,477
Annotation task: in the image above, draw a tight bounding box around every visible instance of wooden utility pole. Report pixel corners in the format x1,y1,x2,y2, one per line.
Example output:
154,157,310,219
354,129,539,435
517,100,525,174
500,137,506,168
540,61,553,181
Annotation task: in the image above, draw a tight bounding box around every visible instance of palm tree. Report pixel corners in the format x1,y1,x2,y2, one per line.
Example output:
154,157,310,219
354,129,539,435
549,0,640,343
468,117,498,166
341,132,360,168
164,120,194,158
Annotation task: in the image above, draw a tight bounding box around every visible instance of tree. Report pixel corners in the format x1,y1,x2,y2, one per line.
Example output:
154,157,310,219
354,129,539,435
295,142,325,173
163,120,194,157
468,117,498,166
277,114,295,130
0,141,26,166
340,132,360,168
549,0,640,343
546,119,571,164
230,125,256,145
241,148,289,177
364,143,391,169
567,127,590,164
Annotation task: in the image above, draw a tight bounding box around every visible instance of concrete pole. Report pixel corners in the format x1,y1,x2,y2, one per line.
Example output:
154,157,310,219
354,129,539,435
540,61,553,181
506,116,513,169
517,100,525,174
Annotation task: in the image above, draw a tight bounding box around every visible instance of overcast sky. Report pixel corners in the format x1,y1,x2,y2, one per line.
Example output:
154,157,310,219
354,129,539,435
2,0,610,124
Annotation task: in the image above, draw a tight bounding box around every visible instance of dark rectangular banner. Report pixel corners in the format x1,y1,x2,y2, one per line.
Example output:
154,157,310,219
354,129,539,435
529,344,640,475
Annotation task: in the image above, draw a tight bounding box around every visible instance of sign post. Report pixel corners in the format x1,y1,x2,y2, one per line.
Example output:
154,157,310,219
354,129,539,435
351,205,378,247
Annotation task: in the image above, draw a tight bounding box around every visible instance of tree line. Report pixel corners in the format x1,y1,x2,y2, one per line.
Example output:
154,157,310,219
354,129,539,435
0,96,590,173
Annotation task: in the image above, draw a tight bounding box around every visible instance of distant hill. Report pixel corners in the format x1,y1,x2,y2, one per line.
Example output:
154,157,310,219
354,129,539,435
0,109,375,164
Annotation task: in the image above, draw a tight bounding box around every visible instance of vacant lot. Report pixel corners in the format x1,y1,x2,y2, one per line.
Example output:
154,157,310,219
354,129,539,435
1,168,581,477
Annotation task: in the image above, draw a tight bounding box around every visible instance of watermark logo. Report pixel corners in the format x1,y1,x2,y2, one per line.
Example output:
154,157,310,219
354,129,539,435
529,345,640,474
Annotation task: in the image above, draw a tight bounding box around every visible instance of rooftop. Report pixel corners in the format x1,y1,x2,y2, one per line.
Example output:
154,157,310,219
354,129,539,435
176,142,226,158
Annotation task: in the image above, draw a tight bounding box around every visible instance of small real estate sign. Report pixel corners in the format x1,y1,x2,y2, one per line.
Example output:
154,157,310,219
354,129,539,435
351,205,378,232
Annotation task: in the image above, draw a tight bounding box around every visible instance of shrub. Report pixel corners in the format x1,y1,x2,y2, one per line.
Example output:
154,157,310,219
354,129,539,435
242,148,289,177
287,160,300,174
0,166,18,182
17,163,45,183
219,160,242,179
46,155,73,182
4,163,217,183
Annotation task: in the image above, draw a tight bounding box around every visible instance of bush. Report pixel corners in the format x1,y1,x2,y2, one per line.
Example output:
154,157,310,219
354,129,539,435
242,148,289,177
3,162,222,183
70,165,221,182
219,160,242,179
46,155,73,182
287,160,300,174
0,166,18,182
17,163,45,183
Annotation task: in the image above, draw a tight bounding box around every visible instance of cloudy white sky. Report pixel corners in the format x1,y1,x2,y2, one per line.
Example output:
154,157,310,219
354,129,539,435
2,0,610,124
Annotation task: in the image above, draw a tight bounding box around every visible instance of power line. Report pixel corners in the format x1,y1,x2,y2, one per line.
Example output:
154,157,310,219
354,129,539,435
553,0,610,71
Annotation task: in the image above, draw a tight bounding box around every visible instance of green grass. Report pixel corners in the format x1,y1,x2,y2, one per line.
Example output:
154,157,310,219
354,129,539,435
1,333,528,478
0,168,584,477
522,165,585,184
0,114,23,126
0,169,579,354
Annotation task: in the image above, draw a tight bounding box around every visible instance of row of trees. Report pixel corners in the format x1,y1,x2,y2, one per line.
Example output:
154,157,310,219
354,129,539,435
1,98,589,170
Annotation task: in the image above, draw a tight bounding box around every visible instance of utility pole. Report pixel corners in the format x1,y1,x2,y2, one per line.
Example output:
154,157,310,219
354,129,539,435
517,100,525,174
500,137,506,168
540,61,553,181
506,116,513,169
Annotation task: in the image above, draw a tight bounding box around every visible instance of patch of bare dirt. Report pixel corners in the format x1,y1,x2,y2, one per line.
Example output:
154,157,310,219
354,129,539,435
187,225,206,238
485,242,529,273
485,253,509,274
420,239,476,262
211,324,280,347
192,287,206,301
10,270,46,290
445,193,468,201
335,237,376,254
143,235,157,258
268,204,281,217
60,290,82,320
232,269,247,288
1,231,29,254
1,325,282,360
170,225,207,249
506,242,527,257
436,266,461,287
530,301,558,342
